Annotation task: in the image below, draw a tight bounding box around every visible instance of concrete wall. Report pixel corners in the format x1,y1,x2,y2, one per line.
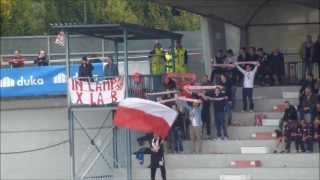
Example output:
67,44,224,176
248,4,320,55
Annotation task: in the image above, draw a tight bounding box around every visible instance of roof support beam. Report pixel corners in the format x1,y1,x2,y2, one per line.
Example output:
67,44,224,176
279,0,320,9
245,0,272,26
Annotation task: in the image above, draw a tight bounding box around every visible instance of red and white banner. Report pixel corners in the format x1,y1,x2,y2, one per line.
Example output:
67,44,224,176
114,98,178,138
68,78,125,105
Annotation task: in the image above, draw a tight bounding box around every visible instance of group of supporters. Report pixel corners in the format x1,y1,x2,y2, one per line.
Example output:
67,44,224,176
274,79,320,153
149,40,188,75
4,49,49,68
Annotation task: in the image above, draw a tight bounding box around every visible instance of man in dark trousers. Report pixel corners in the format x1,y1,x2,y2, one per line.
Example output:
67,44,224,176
302,120,314,152
235,62,259,112
313,35,320,78
284,120,305,153
150,134,166,180
201,75,211,139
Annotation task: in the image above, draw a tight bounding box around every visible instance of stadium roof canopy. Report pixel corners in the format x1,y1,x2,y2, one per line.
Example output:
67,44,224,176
152,0,320,27
50,23,183,42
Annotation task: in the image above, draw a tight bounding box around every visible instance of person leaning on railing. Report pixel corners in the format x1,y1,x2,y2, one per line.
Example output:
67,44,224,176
34,49,49,66
8,50,25,68
78,56,94,82
103,56,119,79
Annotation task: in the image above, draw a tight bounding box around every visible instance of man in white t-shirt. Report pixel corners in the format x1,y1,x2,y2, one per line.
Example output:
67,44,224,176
236,62,260,112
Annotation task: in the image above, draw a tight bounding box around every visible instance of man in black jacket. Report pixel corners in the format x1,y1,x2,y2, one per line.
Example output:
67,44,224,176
279,101,298,130
78,56,94,82
313,35,320,78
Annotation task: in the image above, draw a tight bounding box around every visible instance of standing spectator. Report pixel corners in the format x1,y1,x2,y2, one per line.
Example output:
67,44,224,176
219,74,233,125
201,75,211,139
256,48,272,85
34,49,48,66
200,87,228,140
171,104,184,153
78,56,94,81
174,40,188,73
104,56,119,78
150,134,166,180
270,48,285,85
247,47,259,61
210,49,226,83
298,87,317,122
312,35,320,78
314,117,320,150
149,41,164,75
279,101,298,130
300,73,316,94
177,97,203,153
224,49,237,81
235,62,259,112
300,35,314,78
9,50,25,68
284,120,304,153
302,120,314,152
237,47,248,62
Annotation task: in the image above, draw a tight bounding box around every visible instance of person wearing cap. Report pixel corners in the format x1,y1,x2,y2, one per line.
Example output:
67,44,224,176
149,41,165,75
78,56,94,82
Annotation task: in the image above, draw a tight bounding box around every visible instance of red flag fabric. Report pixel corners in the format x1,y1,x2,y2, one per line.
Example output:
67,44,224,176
113,98,177,138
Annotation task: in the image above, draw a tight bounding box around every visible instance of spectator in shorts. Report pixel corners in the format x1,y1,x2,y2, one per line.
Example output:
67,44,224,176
313,35,320,78
78,56,94,81
273,129,285,153
298,87,317,122
9,50,25,68
34,49,48,66
235,62,260,112
270,48,285,85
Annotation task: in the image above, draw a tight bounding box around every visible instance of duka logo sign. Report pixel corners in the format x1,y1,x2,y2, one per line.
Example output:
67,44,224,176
0,76,44,88
68,77,125,105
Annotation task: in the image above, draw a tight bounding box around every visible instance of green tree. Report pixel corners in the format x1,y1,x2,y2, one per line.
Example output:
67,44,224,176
0,0,200,36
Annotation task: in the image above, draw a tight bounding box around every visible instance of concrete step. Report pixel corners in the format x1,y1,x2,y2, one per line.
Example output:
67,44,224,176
133,154,320,169
181,140,319,154
231,112,282,126
227,126,277,140
132,168,319,180
233,98,298,112
234,86,301,100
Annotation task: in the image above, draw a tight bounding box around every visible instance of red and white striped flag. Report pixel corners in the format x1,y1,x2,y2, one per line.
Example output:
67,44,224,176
55,31,65,46
114,98,178,138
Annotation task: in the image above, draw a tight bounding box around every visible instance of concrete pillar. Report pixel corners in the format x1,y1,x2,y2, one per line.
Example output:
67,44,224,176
224,23,241,55
200,17,226,77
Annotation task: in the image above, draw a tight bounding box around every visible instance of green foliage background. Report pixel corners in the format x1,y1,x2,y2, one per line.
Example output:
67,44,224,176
0,0,200,36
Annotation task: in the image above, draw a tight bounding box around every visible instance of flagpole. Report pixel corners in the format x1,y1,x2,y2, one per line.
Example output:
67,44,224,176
123,28,132,180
